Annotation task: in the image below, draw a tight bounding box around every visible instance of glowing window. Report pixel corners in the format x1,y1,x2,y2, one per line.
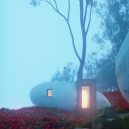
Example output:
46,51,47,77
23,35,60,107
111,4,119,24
82,86,90,108
47,89,52,97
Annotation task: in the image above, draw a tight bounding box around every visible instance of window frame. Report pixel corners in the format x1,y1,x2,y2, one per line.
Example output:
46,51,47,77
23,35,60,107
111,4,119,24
47,89,53,97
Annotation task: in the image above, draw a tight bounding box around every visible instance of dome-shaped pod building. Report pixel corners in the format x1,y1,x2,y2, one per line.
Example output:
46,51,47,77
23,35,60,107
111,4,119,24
116,32,129,103
30,81,111,110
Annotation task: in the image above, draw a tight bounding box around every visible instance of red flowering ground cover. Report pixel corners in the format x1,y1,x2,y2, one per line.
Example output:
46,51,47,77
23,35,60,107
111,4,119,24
0,107,95,129
103,91,129,110
1,92,128,129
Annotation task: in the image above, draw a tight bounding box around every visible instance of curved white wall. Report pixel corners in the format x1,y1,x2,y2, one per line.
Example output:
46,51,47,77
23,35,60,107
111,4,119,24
116,32,129,103
30,81,111,110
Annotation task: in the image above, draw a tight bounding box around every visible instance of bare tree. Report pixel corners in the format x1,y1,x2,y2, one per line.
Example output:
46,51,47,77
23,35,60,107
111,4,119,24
31,0,95,84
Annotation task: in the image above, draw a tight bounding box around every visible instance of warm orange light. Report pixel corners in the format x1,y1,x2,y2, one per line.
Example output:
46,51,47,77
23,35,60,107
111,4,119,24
47,89,52,97
82,86,90,108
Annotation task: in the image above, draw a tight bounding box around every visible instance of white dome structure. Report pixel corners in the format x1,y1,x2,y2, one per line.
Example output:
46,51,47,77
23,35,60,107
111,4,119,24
116,32,129,103
30,81,111,110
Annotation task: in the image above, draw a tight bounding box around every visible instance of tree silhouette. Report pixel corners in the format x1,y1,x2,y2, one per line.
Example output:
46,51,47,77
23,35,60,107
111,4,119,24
31,0,95,83
94,0,129,91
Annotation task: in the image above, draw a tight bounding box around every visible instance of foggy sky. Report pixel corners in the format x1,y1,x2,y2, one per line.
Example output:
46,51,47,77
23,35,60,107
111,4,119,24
0,0,105,109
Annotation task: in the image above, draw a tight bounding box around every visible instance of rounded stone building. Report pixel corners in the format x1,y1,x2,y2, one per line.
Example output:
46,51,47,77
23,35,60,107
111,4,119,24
116,32,129,103
30,81,111,110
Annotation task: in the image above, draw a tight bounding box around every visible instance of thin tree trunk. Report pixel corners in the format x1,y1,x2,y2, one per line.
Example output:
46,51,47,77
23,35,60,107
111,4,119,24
42,0,92,85
77,37,86,83
76,0,87,84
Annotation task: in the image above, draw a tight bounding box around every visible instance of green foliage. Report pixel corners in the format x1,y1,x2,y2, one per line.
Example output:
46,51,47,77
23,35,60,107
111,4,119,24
108,118,123,129
122,117,129,129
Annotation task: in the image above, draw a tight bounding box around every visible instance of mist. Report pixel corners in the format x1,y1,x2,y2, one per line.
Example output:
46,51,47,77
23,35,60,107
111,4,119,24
0,0,101,109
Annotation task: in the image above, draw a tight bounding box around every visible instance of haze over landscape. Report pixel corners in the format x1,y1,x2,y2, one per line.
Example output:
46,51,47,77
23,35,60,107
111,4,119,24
0,0,108,109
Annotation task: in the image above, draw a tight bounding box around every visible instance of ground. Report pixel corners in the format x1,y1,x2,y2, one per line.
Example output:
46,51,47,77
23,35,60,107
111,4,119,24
1,91,129,129
0,106,96,129
0,106,129,129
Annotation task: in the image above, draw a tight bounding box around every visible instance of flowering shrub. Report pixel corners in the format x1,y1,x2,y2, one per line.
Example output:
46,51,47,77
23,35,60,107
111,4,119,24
0,107,93,129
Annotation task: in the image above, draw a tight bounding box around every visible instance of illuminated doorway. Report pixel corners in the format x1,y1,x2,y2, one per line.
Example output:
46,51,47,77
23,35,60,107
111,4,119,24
76,79,96,112
82,86,90,108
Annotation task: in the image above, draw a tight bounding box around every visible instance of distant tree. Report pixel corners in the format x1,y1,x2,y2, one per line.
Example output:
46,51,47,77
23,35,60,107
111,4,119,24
51,53,97,84
51,53,98,84
51,53,119,92
84,52,97,79
31,0,96,83
95,54,118,92
93,0,129,91
51,63,77,83
51,68,63,82
96,0,129,54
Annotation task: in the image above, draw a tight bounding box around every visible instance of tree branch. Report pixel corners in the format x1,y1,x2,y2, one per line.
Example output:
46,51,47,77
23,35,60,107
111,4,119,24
44,0,81,62
79,0,84,33
53,0,58,10
66,21,81,62
44,0,67,20
85,4,92,36
83,0,88,24
67,0,70,21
